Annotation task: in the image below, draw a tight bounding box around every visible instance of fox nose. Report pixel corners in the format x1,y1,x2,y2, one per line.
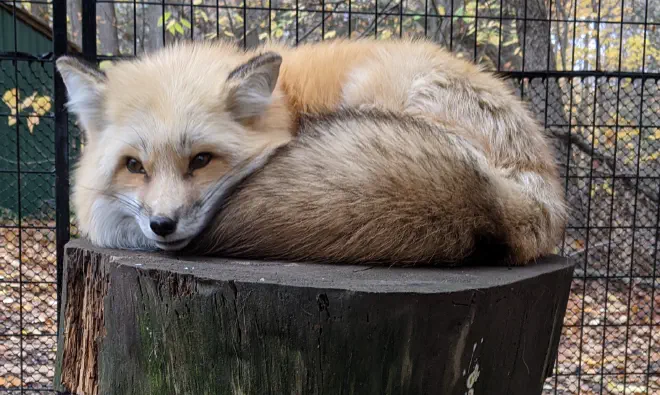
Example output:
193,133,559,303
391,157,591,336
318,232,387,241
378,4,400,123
149,216,177,237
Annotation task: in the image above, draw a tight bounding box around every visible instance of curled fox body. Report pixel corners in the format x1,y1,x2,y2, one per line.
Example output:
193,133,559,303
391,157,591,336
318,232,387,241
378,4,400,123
57,38,566,265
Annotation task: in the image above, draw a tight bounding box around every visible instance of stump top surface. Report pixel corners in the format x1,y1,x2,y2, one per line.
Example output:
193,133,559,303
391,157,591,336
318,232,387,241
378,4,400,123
67,239,574,294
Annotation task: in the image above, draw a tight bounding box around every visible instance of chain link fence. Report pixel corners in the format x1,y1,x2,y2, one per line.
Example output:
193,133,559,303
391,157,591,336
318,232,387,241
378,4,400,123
1,0,659,393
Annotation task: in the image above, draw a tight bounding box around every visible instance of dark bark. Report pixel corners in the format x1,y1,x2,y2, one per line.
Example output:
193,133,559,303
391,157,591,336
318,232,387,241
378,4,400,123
513,0,554,72
97,3,119,56
67,0,82,48
142,2,164,53
55,239,574,395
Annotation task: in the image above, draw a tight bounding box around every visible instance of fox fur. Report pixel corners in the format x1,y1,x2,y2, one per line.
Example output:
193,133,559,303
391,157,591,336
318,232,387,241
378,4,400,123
56,37,567,265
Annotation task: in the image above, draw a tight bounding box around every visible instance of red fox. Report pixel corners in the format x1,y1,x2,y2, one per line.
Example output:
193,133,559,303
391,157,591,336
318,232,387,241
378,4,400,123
56,38,566,265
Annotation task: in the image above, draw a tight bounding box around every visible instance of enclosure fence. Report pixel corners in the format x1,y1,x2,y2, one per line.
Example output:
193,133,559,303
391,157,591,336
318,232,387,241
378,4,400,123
1,0,660,393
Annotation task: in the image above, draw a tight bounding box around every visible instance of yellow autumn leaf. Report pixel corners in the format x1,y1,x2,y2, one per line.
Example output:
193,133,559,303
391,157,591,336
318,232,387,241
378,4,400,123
2,88,17,108
583,357,600,367
642,152,660,162
32,95,51,116
649,129,660,141
27,116,40,134
21,92,37,111
99,61,114,71
324,30,337,39
487,33,500,47
618,129,639,142
572,239,585,249
604,129,616,146
7,115,16,126
606,382,624,393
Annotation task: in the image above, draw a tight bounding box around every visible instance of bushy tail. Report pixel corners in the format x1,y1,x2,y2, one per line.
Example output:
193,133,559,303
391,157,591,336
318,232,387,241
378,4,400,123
189,110,565,266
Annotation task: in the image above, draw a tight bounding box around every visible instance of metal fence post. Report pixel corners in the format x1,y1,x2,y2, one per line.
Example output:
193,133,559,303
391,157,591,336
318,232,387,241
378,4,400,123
52,0,68,332
82,0,97,62
52,1,70,394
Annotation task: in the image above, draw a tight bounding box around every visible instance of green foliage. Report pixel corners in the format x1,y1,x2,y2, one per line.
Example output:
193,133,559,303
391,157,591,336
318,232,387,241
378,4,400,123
158,11,191,37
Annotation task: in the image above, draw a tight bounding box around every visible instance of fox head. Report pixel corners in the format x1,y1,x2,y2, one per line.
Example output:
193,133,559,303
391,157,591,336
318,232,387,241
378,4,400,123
57,42,292,251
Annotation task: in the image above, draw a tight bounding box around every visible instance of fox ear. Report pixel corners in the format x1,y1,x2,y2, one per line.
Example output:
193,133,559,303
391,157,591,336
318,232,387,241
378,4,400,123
226,52,282,122
56,56,106,141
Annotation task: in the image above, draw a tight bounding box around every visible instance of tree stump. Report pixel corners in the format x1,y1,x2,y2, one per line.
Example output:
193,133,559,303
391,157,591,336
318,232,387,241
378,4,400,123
54,239,574,395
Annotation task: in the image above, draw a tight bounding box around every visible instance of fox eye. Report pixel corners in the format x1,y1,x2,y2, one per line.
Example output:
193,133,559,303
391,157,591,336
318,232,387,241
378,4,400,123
126,157,145,174
189,153,212,171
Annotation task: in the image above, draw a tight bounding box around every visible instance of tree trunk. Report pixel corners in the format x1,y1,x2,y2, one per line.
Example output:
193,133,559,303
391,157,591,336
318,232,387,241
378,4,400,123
55,239,574,395
67,0,82,48
513,0,554,72
142,2,164,53
97,2,119,56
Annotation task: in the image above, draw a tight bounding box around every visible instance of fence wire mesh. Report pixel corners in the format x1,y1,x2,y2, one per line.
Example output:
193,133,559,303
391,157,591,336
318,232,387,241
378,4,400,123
0,0,659,393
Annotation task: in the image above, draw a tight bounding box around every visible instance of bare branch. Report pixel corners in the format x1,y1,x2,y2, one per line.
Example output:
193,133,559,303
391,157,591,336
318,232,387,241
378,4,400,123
550,127,659,203
358,0,398,39
297,1,344,43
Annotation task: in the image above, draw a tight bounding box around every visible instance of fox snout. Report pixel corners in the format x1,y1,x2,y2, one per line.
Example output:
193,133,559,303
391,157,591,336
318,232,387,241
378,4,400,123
144,201,186,239
139,182,196,247
149,216,178,237
141,208,194,251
